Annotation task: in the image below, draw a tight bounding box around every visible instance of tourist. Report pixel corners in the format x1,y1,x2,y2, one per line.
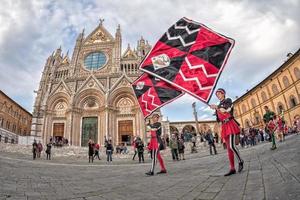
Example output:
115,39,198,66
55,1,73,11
169,133,179,161
88,140,94,163
145,114,167,176
122,143,128,154
93,143,101,160
178,138,185,160
136,137,144,163
210,88,244,176
46,142,52,160
32,139,38,160
190,135,197,153
106,140,113,163
204,129,217,155
37,141,43,158
132,137,137,160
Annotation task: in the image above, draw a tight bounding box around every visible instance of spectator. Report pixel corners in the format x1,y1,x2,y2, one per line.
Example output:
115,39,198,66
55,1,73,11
46,143,52,160
136,137,144,163
106,140,113,163
169,134,179,161
93,143,101,160
204,130,217,155
32,140,38,160
37,141,43,158
178,138,185,160
88,140,94,163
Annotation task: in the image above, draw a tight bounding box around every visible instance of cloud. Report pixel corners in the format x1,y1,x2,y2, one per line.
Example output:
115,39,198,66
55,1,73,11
0,0,299,121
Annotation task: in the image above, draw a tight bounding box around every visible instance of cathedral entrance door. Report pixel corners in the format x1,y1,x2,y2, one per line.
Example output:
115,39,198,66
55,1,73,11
53,123,64,141
118,120,133,145
81,117,98,147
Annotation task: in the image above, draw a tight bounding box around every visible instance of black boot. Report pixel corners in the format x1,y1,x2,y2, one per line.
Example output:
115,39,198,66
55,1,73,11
238,160,244,172
145,171,154,176
224,169,236,176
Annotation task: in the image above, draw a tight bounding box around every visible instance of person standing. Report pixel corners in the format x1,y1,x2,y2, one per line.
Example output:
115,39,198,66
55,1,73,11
169,134,179,161
205,130,217,155
210,88,244,176
93,143,101,160
37,141,43,158
32,139,38,160
136,137,145,163
132,137,137,160
106,140,113,163
178,138,185,160
88,140,94,163
145,114,167,176
46,143,52,160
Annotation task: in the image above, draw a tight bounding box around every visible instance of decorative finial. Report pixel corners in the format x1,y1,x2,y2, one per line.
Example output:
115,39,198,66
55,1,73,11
99,18,105,25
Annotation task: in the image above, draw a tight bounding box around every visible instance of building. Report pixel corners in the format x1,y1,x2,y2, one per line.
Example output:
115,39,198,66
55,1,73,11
0,90,32,143
31,20,151,146
233,49,300,129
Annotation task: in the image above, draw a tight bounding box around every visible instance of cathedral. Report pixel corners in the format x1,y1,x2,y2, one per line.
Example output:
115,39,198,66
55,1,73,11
31,20,151,146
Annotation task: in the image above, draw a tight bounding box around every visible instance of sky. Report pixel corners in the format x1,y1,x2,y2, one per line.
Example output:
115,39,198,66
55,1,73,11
0,0,299,122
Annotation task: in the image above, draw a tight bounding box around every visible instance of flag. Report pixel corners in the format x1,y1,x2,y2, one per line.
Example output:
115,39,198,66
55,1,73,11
132,73,183,118
133,17,235,118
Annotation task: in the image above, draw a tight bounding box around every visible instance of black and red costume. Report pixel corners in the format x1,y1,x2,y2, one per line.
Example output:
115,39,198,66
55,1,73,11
146,122,167,175
215,89,243,175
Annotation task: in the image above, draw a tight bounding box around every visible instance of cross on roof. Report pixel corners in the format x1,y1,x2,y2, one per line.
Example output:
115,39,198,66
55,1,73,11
99,18,104,25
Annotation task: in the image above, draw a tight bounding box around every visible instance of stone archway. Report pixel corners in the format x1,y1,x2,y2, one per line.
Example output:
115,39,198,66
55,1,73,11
109,87,142,145
182,125,196,134
73,88,104,146
170,126,179,134
45,92,71,145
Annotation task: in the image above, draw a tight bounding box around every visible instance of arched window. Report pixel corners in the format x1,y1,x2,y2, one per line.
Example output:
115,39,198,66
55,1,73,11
241,104,247,113
272,84,279,95
261,91,267,102
289,95,297,108
254,112,261,124
277,102,285,114
251,98,256,108
282,76,290,88
245,119,250,128
294,67,300,80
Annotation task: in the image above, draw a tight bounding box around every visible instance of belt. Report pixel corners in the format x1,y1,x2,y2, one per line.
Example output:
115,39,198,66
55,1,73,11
221,117,234,124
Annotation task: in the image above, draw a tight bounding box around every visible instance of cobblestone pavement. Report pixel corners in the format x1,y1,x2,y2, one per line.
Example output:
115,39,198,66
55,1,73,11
0,135,299,200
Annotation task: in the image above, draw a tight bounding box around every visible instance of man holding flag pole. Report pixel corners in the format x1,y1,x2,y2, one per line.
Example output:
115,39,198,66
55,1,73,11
132,17,241,176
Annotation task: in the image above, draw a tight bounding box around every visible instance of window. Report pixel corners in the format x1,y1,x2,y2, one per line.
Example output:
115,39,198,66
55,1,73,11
272,84,279,95
84,52,107,70
261,91,267,102
277,102,284,114
254,112,261,125
294,67,300,80
282,76,290,88
241,104,247,113
289,95,297,108
245,119,250,128
251,98,256,108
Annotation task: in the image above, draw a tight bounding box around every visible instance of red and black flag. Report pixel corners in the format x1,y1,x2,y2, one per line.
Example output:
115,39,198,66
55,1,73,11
132,17,234,118
132,73,183,117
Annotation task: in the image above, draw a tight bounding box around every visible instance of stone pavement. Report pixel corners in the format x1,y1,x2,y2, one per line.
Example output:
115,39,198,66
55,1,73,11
0,135,299,200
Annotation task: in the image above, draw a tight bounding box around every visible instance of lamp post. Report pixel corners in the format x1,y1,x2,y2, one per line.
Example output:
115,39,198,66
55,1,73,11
192,102,200,137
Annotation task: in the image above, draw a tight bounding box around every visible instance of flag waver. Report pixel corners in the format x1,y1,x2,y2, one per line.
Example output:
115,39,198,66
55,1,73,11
132,17,235,118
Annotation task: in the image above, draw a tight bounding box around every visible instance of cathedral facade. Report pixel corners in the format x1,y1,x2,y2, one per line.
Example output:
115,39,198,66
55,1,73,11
31,21,151,146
